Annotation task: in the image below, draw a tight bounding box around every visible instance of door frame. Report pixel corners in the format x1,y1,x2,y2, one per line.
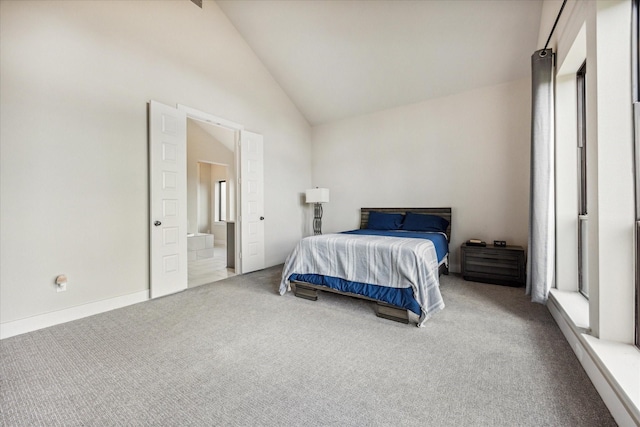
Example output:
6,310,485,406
177,104,245,273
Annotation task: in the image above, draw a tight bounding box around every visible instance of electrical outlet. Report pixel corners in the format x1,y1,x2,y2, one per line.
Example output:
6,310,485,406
55,274,67,292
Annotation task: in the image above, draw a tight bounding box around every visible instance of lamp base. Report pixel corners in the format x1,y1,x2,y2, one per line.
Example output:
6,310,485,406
313,203,323,235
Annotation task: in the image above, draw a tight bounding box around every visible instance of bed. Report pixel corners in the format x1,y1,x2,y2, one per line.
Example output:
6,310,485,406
280,207,451,327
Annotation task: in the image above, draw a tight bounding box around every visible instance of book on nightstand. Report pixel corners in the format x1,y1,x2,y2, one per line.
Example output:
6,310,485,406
466,239,486,247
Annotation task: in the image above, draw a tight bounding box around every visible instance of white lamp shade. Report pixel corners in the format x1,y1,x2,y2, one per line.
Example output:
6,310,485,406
306,188,330,204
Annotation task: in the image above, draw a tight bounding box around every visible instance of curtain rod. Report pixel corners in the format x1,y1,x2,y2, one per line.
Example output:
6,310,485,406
540,0,568,57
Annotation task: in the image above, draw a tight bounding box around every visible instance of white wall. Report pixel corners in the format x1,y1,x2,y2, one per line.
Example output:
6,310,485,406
0,0,312,325
311,79,531,272
589,0,634,342
555,72,580,292
555,16,586,293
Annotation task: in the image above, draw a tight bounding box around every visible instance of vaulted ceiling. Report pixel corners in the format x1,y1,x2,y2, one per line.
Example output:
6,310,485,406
217,0,543,125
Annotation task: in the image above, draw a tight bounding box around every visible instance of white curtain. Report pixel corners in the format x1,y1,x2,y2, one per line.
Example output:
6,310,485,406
527,48,555,303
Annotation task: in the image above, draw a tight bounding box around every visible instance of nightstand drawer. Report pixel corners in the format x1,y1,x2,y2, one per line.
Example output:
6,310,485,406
464,251,521,262
464,258,520,278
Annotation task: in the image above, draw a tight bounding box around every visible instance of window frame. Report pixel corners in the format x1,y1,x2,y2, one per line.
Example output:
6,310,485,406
633,0,640,347
217,180,227,222
577,61,587,216
577,60,589,299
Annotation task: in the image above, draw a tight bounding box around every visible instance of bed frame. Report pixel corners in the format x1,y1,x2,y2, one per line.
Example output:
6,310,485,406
291,207,452,324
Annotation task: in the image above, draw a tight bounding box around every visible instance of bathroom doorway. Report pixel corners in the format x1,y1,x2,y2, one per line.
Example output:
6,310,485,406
149,101,264,299
186,118,236,287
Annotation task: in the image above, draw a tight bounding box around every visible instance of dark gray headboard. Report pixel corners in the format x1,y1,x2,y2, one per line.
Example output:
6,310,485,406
359,207,452,241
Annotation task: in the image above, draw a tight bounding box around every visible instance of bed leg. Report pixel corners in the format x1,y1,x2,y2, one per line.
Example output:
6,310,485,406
293,282,318,301
438,263,449,276
375,302,409,324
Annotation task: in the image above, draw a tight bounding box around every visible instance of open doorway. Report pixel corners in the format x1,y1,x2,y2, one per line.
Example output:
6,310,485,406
186,119,236,287
149,100,265,299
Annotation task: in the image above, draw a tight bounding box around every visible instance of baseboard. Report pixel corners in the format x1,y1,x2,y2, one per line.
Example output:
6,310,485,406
0,290,149,340
547,295,640,427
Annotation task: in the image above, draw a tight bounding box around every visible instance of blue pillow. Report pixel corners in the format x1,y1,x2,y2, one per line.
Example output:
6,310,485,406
366,211,404,230
402,212,449,233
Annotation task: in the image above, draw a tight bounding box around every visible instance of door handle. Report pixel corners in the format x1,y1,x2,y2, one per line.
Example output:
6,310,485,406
260,216,265,220
154,221,162,226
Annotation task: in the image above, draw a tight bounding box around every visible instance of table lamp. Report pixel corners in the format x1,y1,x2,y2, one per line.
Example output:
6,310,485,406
305,188,330,235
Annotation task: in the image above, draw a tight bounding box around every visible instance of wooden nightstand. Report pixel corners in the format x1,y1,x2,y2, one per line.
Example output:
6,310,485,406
460,243,526,287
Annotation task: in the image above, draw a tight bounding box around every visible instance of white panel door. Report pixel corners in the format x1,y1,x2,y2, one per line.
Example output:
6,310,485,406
239,131,264,273
149,101,187,298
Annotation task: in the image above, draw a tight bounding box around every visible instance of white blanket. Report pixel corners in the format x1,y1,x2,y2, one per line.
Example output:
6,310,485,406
280,233,444,327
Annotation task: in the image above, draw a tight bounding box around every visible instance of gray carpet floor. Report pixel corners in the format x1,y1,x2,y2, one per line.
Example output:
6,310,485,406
1,267,616,426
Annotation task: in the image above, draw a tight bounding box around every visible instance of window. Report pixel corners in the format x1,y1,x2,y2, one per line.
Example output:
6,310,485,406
577,61,588,299
633,0,640,347
216,180,227,222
